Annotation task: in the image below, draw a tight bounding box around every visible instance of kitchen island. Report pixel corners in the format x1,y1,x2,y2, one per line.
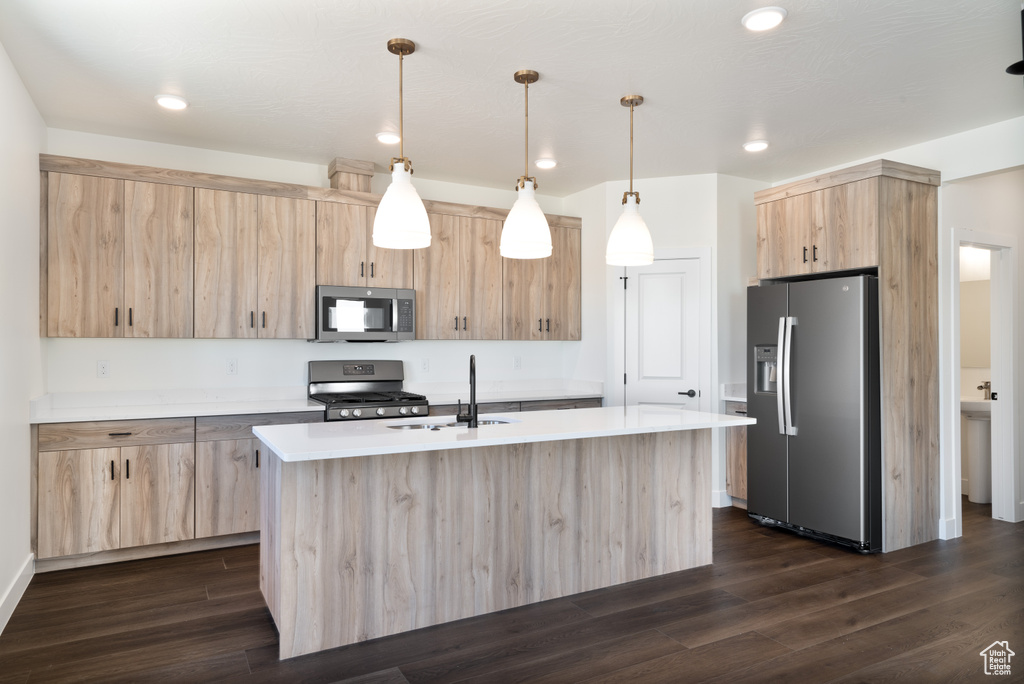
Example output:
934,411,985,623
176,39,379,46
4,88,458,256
254,405,754,659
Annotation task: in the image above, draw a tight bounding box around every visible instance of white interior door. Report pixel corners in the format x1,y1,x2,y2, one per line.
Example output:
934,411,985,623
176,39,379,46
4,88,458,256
625,257,704,410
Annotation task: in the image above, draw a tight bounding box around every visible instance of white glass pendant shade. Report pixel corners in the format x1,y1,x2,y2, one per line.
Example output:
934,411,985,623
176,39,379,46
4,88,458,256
372,165,431,249
500,183,552,259
606,194,654,266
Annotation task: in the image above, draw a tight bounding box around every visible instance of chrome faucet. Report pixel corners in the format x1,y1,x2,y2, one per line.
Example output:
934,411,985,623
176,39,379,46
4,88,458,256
456,354,479,428
978,381,992,400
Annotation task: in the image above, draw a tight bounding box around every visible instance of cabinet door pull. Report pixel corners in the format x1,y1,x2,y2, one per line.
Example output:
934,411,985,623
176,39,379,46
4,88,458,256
262,311,267,329
802,246,808,263
250,311,255,328
108,432,132,436
114,307,119,327
125,459,130,479
455,316,459,331
735,410,747,415
546,318,550,332
463,316,467,331
128,308,133,327
110,460,115,481
370,262,375,278
256,449,260,468
538,318,543,332
813,245,818,262
360,261,365,278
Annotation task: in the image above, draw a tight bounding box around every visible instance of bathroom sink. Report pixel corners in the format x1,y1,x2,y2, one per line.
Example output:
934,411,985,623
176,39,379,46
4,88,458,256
960,398,991,415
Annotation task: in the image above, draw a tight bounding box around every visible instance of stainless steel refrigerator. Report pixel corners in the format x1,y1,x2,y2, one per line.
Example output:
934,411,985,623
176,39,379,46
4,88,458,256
746,274,882,552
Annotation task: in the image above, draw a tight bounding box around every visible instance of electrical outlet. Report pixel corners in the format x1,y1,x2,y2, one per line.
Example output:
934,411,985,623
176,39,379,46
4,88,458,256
97,361,109,378
227,358,238,375
513,356,522,371
420,358,430,373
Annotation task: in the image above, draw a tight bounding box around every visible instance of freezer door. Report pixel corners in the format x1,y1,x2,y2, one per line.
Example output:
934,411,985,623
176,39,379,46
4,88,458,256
746,283,789,522
787,275,877,543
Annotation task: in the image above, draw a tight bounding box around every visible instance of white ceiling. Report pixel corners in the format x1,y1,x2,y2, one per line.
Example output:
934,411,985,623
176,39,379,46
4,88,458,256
1,0,1021,196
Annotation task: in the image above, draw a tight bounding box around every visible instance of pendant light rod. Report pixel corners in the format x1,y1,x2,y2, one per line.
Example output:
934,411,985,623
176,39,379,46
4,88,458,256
620,95,644,203
387,38,416,171
514,70,539,189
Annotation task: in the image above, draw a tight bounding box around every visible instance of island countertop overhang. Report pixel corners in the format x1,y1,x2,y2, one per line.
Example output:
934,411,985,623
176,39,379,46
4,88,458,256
253,405,755,462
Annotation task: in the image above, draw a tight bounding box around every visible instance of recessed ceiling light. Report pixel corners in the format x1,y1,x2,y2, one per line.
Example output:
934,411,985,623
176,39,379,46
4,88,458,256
535,158,557,170
743,140,769,152
155,94,188,110
741,6,787,31
376,131,401,144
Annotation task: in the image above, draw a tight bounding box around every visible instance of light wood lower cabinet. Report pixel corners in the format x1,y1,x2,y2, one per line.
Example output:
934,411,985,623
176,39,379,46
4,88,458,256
724,401,747,503
36,419,196,559
194,411,323,538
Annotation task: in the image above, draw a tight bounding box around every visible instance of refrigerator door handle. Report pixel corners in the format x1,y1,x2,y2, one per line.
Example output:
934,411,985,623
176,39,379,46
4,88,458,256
777,317,787,435
784,316,798,436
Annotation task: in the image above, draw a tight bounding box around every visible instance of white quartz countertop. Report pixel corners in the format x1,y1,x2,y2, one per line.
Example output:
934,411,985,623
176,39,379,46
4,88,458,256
253,405,755,463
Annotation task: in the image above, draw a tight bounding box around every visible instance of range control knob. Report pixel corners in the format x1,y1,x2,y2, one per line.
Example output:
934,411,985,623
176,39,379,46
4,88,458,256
411,406,420,414
376,407,386,416
353,409,362,417
339,409,350,418
399,407,408,415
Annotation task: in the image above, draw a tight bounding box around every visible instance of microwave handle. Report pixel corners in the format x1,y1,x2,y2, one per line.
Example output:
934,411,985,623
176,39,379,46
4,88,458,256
392,299,399,330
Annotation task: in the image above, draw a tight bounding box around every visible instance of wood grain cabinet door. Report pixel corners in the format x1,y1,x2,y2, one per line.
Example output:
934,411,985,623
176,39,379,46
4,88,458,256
37,448,121,559
365,206,415,289
194,189,258,338
414,214,460,339
258,195,315,339
47,173,124,338
502,242,546,341
120,442,195,548
195,438,260,537
757,193,823,279
315,201,368,286
545,225,582,340
124,181,194,338
821,178,879,271
459,217,503,339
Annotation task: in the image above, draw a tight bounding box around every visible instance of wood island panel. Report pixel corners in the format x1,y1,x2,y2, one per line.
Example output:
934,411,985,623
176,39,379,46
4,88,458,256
260,429,711,659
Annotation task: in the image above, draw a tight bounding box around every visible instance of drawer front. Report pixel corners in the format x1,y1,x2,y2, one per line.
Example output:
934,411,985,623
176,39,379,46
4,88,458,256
521,397,603,411
725,401,748,416
38,418,195,451
196,411,323,442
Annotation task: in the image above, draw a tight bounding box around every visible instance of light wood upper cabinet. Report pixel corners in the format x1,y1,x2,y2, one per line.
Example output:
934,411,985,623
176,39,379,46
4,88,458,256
194,188,259,338
502,224,581,341
37,447,121,558
258,195,316,339
47,173,124,337
756,177,880,280
124,181,194,338
120,442,195,548
415,214,502,340
316,202,413,289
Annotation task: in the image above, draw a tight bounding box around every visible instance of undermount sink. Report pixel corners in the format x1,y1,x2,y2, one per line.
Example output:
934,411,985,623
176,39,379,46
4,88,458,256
386,418,514,430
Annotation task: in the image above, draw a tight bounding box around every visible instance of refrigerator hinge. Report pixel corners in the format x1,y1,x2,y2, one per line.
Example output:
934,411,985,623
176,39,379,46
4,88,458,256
620,276,628,290
623,373,627,385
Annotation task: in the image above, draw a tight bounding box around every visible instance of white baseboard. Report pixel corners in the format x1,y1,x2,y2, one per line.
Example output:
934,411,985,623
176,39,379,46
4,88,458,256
0,553,34,636
712,489,733,508
938,517,959,541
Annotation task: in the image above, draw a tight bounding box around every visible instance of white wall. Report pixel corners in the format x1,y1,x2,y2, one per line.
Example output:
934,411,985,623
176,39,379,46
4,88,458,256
0,41,46,633
41,131,593,396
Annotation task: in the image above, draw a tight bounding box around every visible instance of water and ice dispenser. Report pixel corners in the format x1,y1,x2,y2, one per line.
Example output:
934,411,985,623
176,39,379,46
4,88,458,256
755,345,778,394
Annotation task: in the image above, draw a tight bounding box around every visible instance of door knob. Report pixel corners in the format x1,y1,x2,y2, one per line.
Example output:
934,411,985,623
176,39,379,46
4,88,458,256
678,389,697,398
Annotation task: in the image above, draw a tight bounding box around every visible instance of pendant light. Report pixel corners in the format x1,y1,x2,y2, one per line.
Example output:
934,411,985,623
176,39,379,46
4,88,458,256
372,38,431,249
499,70,552,259
606,95,654,266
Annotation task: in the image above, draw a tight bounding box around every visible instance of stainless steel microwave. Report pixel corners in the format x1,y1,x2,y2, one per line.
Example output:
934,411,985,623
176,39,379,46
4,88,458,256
315,286,415,342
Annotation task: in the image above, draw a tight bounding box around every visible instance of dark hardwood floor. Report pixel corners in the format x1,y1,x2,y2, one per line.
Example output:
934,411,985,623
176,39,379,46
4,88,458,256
2,499,1021,683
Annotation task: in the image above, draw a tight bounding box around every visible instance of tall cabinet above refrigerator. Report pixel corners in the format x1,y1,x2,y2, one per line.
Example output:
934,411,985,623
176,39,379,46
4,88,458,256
747,274,881,552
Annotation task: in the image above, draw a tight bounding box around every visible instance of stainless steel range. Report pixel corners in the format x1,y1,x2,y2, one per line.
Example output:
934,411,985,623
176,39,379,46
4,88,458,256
308,360,428,421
